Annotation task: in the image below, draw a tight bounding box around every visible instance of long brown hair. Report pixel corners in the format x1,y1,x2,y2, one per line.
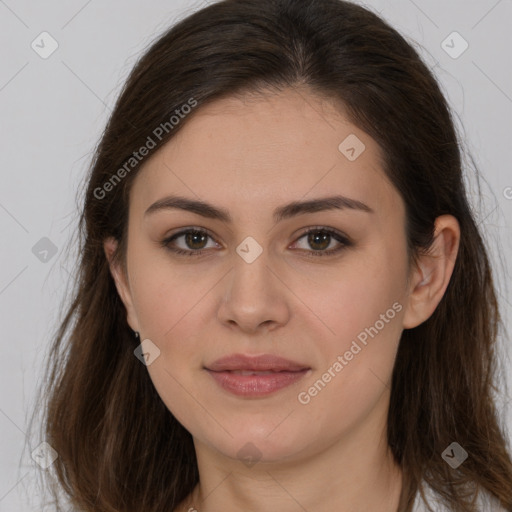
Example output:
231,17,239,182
27,0,512,510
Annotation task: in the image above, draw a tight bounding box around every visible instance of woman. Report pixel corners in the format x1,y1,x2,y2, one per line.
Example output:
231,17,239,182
29,0,512,510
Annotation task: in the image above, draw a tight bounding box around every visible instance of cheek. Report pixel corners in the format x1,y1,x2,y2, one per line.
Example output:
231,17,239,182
299,252,406,349
293,250,406,414
129,247,216,340
293,290,403,445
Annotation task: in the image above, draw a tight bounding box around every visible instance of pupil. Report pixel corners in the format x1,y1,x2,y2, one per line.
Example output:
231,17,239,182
184,231,331,251
308,231,330,250
186,232,207,249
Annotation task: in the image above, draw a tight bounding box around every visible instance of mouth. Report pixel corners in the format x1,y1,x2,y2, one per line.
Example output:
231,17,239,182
224,370,297,375
206,353,310,372
204,353,311,397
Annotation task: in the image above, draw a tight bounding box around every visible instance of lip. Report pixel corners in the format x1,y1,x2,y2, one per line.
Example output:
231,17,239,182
205,353,311,397
206,353,310,372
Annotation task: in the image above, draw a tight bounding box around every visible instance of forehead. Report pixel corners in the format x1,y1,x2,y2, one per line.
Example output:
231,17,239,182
131,88,401,220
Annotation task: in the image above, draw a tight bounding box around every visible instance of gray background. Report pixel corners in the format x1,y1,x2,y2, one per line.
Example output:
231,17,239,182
0,0,511,510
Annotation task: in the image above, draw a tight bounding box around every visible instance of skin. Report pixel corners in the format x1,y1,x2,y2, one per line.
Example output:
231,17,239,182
104,87,460,512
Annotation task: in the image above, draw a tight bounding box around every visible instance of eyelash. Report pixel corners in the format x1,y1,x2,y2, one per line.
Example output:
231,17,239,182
160,226,352,259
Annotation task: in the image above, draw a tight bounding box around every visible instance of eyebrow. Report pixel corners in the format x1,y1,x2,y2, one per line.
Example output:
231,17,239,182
144,194,374,223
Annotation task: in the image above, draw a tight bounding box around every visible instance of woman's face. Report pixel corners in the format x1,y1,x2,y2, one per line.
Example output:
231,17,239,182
111,88,415,464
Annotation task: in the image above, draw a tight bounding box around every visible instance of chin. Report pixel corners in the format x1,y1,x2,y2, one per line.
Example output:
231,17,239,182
199,418,320,465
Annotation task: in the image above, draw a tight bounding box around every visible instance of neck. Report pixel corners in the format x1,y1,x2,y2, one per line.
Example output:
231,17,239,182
178,395,403,512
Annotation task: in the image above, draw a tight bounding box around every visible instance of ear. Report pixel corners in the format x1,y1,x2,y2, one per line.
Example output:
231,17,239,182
402,215,460,329
104,237,140,333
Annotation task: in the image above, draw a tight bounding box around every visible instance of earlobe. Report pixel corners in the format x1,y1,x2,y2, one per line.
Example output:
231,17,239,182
103,237,140,332
402,215,460,329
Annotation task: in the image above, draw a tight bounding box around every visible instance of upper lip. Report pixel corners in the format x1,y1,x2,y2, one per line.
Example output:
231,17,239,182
206,353,310,372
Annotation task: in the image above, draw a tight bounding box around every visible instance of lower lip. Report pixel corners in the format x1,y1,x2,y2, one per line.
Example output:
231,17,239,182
206,369,310,397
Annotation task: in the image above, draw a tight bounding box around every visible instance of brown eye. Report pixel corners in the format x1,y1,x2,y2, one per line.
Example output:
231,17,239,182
183,231,209,250
161,228,218,256
307,231,332,251
161,226,352,258
292,227,352,257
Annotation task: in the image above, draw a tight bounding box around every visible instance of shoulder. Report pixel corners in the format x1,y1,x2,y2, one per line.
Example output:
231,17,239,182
412,482,507,511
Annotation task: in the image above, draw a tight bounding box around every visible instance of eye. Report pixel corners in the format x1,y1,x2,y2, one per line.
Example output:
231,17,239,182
161,226,352,258
161,228,219,257
291,227,352,257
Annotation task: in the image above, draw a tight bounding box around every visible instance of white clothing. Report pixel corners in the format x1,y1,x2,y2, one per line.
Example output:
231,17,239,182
412,483,507,511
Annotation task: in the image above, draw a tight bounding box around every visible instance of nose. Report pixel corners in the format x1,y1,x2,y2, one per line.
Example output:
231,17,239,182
216,247,291,334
